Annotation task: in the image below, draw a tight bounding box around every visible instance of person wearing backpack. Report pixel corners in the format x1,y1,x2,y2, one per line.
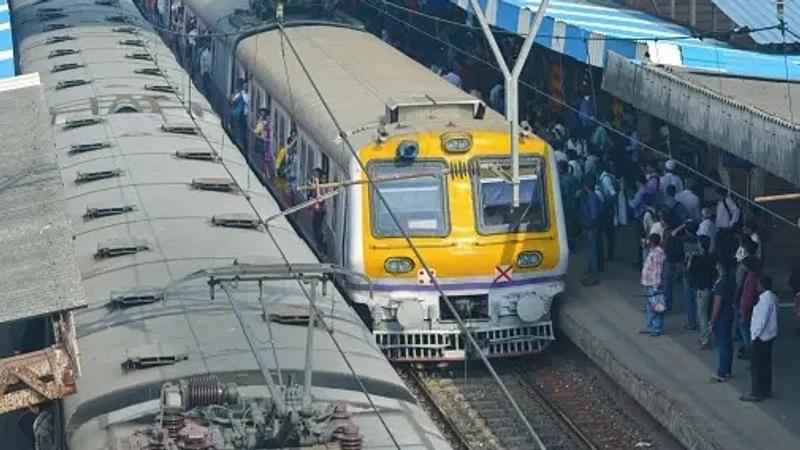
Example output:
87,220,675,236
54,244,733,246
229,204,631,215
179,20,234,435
689,235,715,349
597,161,619,263
676,220,702,329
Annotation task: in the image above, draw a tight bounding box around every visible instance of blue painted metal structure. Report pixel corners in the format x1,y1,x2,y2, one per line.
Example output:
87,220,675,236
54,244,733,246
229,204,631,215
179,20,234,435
454,0,800,81
712,0,800,45
1,0,14,79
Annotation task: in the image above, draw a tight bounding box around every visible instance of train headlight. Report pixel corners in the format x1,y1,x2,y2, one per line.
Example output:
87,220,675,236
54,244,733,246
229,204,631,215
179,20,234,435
384,257,414,274
516,251,543,268
441,132,472,153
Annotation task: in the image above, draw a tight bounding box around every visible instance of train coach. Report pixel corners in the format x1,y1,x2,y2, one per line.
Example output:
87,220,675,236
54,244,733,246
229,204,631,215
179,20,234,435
170,0,568,362
9,0,450,448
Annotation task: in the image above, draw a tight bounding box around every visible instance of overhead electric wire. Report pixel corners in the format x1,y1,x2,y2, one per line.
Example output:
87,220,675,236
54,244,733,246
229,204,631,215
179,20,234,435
362,0,800,231
116,9,403,449
274,22,549,450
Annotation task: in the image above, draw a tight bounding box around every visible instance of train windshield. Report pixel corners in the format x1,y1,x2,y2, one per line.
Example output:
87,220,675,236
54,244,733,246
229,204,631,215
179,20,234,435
474,157,548,234
368,161,449,237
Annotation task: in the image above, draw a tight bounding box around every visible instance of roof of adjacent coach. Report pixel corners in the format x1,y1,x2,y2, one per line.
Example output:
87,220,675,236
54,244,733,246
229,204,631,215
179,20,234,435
237,26,506,168
10,1,447,447
183,0,249,34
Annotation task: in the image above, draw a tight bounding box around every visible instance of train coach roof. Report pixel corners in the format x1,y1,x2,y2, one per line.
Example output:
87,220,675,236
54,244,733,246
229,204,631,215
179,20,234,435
0,73,87,324
237,26,502,164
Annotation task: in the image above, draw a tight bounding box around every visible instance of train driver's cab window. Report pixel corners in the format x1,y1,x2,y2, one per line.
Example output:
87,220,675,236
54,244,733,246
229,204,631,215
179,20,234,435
368,161,448,237
474,157,547,234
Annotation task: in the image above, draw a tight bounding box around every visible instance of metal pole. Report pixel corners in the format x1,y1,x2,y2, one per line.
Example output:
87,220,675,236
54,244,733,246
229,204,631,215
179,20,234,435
302,278,318,414
467,0,549,207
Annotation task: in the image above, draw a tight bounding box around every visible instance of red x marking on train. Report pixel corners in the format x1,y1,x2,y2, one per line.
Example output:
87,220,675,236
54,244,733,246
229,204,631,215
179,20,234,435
494,265,513,283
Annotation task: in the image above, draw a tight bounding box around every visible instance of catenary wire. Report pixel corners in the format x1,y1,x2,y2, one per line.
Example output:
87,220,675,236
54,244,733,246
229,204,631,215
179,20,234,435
275,22,549,450
118,10,404,448
362,0,800,230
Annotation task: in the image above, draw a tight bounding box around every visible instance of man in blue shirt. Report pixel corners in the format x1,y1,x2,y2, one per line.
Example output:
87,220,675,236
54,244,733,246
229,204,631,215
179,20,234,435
710,260,735,382
580,174,602,286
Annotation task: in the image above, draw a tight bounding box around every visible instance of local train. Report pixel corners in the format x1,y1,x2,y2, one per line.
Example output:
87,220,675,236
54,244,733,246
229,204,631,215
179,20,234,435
170,0,568,361
9,0,450,448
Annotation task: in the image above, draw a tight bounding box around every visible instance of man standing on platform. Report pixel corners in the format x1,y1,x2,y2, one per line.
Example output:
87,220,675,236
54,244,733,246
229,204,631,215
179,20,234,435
580,174,602,286
709,260,735,383
741,276,778,402
639,233,666,336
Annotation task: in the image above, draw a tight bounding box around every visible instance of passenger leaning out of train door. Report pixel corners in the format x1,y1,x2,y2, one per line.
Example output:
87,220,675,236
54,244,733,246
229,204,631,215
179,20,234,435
252,108,271,174
275,131,298,205
229,79,249,148
308,168,328,254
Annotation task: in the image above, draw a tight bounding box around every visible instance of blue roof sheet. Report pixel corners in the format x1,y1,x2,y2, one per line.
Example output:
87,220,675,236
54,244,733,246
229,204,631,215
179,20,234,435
1,0,14,79
456,0,800,81
712,0,800,45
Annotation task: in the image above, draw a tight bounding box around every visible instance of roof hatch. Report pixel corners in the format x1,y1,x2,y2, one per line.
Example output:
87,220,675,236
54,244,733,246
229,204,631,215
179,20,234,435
56,79,89,90
48,49,79,59
63,117,102,129
69,142,111,154
211,213,261,229
119,39,144,47
75,168,121,183
83,204,135,220
134,67,163,76
45,35,75,45
175,149,218,161
145,84,177,94
109,287,163,308
191,177,237,192
52,62,84,73
125,53,152,61
161,123,199,135
94,238,149,259
123,345,188,371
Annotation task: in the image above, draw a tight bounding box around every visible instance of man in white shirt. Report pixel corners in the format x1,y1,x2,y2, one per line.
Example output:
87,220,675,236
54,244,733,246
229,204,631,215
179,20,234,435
715,188,741,263
675,186,701,222
697,207,717,250
660,159,684,197
742,276,779,402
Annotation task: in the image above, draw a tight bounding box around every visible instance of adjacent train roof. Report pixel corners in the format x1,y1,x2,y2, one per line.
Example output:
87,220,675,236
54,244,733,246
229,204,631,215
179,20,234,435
1,0,14,78
0,73,86,324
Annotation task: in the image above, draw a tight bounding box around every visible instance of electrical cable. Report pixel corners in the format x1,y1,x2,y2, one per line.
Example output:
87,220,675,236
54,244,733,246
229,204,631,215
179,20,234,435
275,22,548,450
362,0,800,231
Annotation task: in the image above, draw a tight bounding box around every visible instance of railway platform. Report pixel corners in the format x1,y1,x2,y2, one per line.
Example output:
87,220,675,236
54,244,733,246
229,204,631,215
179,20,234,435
558,228,800,450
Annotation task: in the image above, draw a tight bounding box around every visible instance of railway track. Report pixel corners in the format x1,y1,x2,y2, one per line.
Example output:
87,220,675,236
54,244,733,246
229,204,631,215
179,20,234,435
398,346,674,450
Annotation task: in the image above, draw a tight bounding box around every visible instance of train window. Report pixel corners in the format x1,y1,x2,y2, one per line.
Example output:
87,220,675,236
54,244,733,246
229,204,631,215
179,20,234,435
472,157,548,234
321,154,330,179
368,161,449,237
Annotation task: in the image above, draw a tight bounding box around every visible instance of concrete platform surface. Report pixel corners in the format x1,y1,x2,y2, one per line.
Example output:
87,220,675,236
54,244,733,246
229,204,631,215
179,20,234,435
557,229,800,450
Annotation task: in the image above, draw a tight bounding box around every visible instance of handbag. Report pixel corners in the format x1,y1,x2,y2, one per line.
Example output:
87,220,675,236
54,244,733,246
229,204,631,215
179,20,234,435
648,291,666,313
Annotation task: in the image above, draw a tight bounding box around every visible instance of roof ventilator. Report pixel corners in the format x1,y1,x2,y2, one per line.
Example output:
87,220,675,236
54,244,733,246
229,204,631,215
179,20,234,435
267,314,313,327
94,239,149,260
175,149,218,161
211,213,261,229
106,15,132,24
83,204,135,220
51,62,83,73
162,123,199,135
108,287,164,308
69,142,110,154
123,349,188,371
125,52,152,61
37,6,62,13
119,39,144,47
48,49,79,59
75,168,121,183
45,35,75,45
134,67,162,76
56,79,89,90
95,0,120,6
145,84,178,94
38,11,66,21
191,177,237,192
63,117,102,129
113,26,137,34
43,23,70,32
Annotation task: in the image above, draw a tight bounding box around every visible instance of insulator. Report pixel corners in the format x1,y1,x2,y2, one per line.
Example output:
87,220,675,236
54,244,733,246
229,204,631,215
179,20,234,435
339,424,362,450
162,414,184,438
332,403,349,420
186,375,225,408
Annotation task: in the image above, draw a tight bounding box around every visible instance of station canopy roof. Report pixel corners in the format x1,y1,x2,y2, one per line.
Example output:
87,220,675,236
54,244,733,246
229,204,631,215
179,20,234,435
712,0,800,45
454,0,800,81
